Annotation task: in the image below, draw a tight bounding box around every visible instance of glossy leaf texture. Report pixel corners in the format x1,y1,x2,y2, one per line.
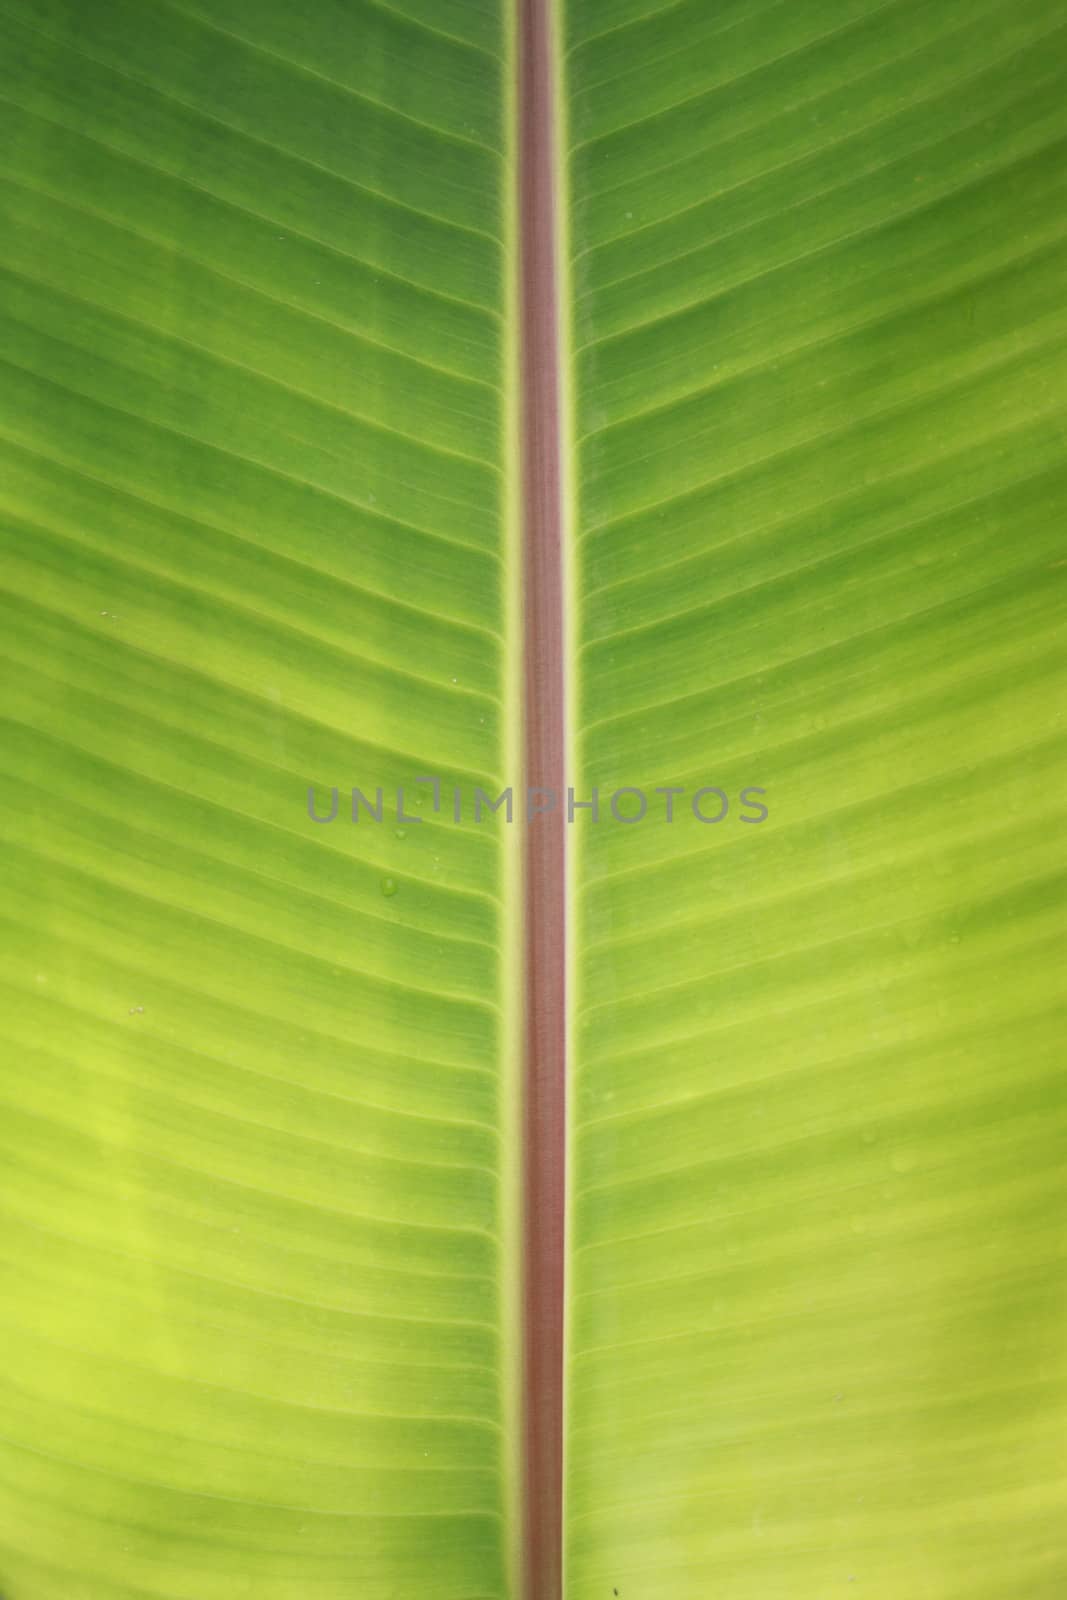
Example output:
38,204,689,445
565,1,1067,1597
0,2,517,1598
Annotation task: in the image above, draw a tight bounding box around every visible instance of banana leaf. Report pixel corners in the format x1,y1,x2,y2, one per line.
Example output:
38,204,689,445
0,2,1064,1597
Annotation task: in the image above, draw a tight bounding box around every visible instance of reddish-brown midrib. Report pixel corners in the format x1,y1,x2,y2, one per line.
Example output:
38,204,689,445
518,0,566,1596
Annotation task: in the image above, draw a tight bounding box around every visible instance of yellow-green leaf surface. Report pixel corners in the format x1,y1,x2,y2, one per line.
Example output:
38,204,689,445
0,2,519,1597
1,2,1066,1598
566,2,1067,1597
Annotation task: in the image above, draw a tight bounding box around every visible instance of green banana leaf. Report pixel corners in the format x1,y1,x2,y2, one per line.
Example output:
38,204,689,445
0,3,517,1596
565,2,1067,1596
0,2,1064,1598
